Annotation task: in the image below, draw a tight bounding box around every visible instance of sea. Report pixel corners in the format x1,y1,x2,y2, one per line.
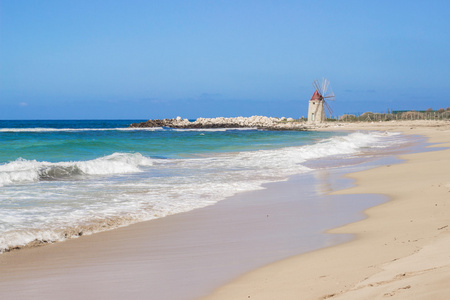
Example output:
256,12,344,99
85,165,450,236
0,120,415,253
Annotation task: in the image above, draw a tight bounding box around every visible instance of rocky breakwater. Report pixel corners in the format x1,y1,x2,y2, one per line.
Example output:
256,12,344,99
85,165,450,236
129,116,310,130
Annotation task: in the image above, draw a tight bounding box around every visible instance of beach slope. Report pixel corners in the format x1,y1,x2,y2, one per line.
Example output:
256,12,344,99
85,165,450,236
203,121,450,300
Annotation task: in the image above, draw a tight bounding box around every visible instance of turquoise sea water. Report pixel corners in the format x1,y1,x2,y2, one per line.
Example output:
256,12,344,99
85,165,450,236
0,120,337,162
0,120,409,252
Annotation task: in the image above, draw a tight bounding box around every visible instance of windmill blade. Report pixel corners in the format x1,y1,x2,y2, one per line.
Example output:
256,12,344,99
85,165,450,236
312,80,321,93
322,78,330,95
322,78,329,95
324,85,335,100
321,78,325,95
324,93,335,101
313,80,320,93
324,101,333,117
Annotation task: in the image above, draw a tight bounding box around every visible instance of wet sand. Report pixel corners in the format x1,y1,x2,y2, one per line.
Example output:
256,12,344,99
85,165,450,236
204,120,450,299
0,142,395,299
1,120,448,300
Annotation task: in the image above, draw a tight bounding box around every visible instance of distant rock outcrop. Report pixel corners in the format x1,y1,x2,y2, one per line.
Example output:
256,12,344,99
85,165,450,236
129,116,310,131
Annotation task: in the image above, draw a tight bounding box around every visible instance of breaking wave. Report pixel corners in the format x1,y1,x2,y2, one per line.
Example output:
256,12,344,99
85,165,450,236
0,153,154,186
0,130,407,252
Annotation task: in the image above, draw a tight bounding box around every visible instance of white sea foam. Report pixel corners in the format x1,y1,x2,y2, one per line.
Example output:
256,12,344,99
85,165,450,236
0,153,154,186
0,127,163,132
0,131,408,252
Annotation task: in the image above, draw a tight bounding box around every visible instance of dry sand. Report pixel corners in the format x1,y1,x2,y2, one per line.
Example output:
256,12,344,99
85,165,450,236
1,120,448,300
203,120,450,300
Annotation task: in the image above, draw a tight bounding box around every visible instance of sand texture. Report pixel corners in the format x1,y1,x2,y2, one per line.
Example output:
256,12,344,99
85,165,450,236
0,159,386,299
1,120,449,300
203,120,450,299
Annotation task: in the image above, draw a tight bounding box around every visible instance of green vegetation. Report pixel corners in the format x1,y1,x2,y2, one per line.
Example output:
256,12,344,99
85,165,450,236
338,108,450,122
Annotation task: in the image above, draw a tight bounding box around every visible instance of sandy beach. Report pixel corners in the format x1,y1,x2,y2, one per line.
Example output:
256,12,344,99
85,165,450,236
0,157,384,300
204,120,450,299
1,120,449,300
3,1,449,299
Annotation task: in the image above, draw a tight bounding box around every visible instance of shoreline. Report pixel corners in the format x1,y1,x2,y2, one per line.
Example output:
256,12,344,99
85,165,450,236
203,120,450,299
0,120,448,299
0,125,411,299
0,161,388,300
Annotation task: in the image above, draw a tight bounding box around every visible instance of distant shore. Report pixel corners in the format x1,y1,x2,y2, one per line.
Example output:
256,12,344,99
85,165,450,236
129,116,450,131
129,114,450,131
129,116,311,130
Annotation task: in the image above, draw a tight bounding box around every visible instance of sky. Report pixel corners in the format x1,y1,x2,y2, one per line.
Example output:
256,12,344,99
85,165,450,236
1,0,449,120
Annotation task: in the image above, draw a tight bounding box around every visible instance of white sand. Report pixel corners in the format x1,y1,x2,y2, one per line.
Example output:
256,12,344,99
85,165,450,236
0,161,383,299
1,120,448,300
203,120,450,299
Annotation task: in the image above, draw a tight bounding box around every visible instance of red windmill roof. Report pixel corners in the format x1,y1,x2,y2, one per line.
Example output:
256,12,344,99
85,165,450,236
310,90,322,101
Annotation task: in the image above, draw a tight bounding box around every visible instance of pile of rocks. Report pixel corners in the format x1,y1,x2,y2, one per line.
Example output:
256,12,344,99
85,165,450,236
129,116,309,130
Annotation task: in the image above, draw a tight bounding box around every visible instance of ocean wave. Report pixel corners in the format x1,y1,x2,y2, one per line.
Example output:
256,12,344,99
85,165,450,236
0,130,408,253
0,214,145,253
0,127,163,132
0,131,393,187
0,153,154,186
223,131,394,171
303,131,393,158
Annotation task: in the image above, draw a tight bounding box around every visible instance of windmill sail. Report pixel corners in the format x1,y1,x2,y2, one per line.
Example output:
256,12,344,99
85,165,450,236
310,78,335,118
313,80,322,95
325,101,333,116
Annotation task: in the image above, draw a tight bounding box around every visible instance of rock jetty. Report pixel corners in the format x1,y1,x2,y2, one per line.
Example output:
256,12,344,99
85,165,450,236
129,116,310,130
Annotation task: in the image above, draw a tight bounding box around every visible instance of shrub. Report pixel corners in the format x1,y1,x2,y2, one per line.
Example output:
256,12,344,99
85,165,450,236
401,111,425,120
339,114,357,121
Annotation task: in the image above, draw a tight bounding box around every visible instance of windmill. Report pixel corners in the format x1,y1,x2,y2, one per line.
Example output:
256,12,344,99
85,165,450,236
307,78,335,123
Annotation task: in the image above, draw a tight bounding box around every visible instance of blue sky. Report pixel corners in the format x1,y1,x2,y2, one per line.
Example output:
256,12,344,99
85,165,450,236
1,0,449,119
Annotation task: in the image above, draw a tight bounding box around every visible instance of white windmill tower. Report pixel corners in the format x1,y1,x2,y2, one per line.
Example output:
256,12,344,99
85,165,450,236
307,78,335,123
